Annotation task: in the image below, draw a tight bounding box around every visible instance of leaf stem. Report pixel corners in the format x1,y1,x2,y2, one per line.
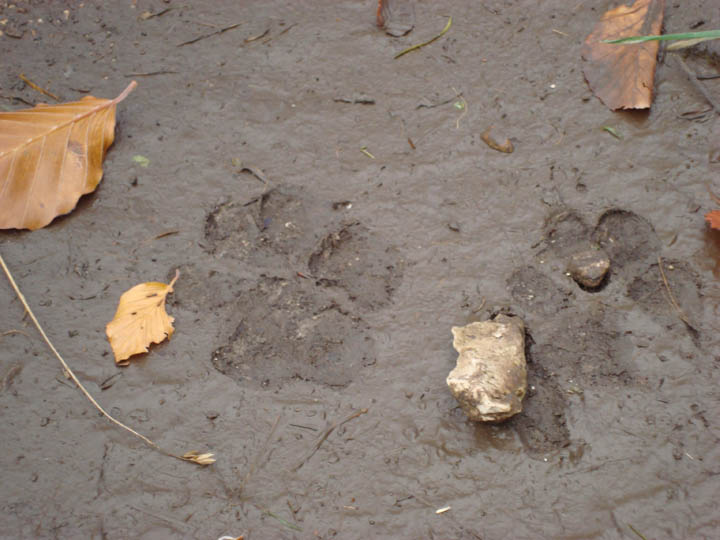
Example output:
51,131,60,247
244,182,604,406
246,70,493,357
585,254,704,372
394,16,452,59
0,252,211,465
603,29,720,45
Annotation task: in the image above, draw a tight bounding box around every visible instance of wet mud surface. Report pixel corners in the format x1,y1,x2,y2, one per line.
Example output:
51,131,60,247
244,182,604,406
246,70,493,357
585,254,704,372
2,1,720,538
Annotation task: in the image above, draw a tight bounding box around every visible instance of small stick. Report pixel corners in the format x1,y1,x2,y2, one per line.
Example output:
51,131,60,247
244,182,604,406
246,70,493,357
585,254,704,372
0,94,35,106
274,23,297,39
292,408,368,471
1,329,31,341
0,253,212,465
289,423,318,431
177,22,242,47
675,55,720,115
19,73,60,101
124,70,178,77
245,28,270,43
657,256,693,328
140,7,174,20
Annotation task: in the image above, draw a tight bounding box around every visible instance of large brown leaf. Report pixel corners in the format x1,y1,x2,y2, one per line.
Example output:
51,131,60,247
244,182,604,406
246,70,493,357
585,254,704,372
0,81,136,230
581,0,664,110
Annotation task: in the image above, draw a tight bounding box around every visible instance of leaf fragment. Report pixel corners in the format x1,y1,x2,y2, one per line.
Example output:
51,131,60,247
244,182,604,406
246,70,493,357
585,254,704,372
0,81,137,230
106,270,179,365
132,155,150,167
705,210,720,230
602,126,623,139
581,0,665,110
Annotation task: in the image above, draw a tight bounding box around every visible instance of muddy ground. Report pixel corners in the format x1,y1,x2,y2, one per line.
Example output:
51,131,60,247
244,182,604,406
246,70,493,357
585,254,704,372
2,1,720,538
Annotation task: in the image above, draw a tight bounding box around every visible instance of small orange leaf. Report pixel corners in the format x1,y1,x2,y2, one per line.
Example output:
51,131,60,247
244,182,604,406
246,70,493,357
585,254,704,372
581,0,664,110
705,210,720,230
0,81,136,230
106,271,179,365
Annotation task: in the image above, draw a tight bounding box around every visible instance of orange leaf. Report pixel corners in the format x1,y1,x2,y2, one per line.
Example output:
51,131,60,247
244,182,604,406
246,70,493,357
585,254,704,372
705,210,720,230
106,271,179,365
0,81,137,230
581,0,664,110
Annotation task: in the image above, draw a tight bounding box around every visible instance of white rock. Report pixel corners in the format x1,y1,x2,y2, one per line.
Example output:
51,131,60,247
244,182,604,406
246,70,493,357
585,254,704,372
447,315,527,422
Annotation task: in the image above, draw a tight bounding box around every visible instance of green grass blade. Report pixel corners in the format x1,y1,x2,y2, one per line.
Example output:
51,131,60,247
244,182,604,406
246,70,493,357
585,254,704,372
602,29,720,45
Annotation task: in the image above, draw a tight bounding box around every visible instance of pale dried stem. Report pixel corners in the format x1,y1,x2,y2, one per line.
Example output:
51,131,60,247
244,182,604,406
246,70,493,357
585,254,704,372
0,252,202,464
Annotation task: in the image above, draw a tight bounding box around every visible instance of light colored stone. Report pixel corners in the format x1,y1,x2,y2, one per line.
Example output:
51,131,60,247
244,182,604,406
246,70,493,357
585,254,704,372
447,315,527,422
567,248,610,289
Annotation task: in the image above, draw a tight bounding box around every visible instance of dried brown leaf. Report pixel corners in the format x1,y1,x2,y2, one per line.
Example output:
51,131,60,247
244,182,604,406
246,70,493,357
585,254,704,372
0,81,136,230
106,270,178,365
581,0,664,110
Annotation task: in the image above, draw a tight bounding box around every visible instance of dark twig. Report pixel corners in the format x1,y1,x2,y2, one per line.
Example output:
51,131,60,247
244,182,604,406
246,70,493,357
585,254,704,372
177,22,242,47
140,7,174,20
0,94,35,106
124,71,178,77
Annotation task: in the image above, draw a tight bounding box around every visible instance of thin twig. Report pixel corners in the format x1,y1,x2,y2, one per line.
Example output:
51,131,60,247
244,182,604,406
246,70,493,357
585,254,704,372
124,71,178,77
292,408,368,471
657,256,693,329
0,253,212,465
177,22,242,47
0,329,31,341
0,94,35,106
675,55,720,115
139,7,174,20
19,73,60,101
244,28,270,43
